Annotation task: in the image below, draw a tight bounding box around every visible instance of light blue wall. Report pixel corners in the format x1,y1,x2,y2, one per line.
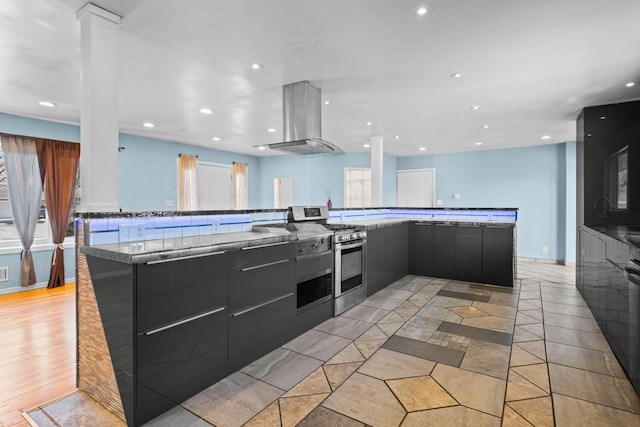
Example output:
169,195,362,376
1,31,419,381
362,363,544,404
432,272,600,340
256,152,397,208
0,112,578,292
118,134,261,211
397,143,576,262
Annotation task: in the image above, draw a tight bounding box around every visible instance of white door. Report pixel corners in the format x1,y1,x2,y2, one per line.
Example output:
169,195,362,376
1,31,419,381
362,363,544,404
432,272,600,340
197,162,232,210
397,169,435,207
274,177,294,208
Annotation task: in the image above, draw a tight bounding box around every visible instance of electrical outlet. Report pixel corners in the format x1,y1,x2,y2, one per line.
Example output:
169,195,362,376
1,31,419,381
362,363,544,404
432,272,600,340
543,246,549,254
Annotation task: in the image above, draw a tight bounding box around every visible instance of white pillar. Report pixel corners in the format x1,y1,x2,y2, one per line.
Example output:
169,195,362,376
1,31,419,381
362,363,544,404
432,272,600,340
370,136,384,207
76,4,122,212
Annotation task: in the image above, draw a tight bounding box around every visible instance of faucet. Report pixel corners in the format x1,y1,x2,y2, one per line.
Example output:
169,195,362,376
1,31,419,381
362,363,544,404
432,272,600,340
593,196,611,217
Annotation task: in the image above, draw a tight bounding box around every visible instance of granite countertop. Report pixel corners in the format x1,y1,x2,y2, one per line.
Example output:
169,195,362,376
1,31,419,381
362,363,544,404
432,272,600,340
338,218,516,230
583,224,640,256
80,229,295,264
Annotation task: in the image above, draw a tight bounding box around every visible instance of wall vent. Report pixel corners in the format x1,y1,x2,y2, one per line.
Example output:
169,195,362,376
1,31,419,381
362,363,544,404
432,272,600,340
0,267,7,282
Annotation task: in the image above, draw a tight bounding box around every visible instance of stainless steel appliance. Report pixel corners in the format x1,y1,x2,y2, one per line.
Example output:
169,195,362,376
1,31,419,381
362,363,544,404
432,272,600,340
325,223,367,315
287,206,368,316
294,235,333,314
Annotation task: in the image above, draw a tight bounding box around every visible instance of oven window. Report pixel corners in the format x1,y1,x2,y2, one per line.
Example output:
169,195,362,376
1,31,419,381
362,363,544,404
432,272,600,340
297,272,332,310
341,246,363,293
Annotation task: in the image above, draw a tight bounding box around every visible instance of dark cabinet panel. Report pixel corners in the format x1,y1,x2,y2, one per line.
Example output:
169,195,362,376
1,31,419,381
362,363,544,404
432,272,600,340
482,225,514,286
229,241,292,270
136,308,230,425
136,252,228,332
455,224,483,282
228,258,294,314
366,228,386,296
432,224,456,279
227,294,295,367
385,223,408,283
409,222,433,276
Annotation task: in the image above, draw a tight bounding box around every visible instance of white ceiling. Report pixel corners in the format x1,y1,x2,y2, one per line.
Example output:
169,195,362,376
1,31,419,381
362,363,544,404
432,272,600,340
1,0,639,157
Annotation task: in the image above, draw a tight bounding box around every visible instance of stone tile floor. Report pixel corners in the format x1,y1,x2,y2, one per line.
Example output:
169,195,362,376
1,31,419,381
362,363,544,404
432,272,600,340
26,259,640,426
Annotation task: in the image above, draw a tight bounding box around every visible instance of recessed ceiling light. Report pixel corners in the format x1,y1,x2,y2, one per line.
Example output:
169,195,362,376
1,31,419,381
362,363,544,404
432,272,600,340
394,135,400,139
267,128,276,133
363,144,371,148
413,4,432,16
257,146,266,150
624,81,636,88
38,101,56,107
541,135,551,140
143,122,154,128
212,137,221,141
475,142,483,146
251,63,262,70
471,105,482,110
418,147,426,151
324,100,330,105
482,124,489,129
366,122,372,126
200,107,213,114
450,72,464,79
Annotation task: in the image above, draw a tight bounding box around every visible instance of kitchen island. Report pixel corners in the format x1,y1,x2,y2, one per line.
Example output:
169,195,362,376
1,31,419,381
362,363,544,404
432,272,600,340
76,207,517,426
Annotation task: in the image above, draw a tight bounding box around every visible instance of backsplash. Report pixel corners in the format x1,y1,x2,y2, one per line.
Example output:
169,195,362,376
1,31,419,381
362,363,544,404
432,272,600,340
80,207,517,246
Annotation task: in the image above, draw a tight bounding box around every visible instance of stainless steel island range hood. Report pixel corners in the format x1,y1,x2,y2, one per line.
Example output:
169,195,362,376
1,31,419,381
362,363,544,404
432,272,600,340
268,81,343,155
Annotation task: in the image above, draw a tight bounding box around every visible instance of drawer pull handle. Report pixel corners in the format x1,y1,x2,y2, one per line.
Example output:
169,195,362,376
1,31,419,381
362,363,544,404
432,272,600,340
241,258,289,271
144,306,226,335
242,241,289,251
230,292,294,317
146,251,225,264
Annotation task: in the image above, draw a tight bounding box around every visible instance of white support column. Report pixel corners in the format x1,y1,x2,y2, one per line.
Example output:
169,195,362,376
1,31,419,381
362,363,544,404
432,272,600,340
76,4,122,212
370,136,384,207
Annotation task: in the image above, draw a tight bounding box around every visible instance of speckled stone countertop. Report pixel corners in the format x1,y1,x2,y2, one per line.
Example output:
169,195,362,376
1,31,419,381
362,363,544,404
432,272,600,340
80,230,296,264
582,225,640,257
338,218,516,230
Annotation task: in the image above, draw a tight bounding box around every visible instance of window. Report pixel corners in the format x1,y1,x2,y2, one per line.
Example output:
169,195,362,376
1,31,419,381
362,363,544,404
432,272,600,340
344,168,371,208
605,146,628,210
0,147,51,245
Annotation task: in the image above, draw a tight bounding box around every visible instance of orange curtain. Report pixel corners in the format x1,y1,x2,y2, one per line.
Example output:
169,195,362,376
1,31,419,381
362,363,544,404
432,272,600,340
232,162,248,210
39,139,80,288
178,154,197,210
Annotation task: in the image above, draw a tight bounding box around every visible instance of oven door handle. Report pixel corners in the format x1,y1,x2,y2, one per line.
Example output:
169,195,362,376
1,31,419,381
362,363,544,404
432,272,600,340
335,240,365,250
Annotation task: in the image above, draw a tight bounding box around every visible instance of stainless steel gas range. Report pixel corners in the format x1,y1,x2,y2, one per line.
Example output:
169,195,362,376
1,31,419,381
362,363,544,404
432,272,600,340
287,206,368,316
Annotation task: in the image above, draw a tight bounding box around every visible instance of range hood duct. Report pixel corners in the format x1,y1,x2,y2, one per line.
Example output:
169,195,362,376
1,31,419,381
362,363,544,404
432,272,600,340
268,81,343,155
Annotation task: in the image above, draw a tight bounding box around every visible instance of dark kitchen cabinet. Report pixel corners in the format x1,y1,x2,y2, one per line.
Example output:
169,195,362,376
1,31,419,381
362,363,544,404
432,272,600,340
367,223,409,296
86,251,231,427
227,242,296,368
482,225,515,286
456,224,483,282
432,223,457,279
409,222,434,276
385,223,408,283
137,308,230,424
366,227,386,295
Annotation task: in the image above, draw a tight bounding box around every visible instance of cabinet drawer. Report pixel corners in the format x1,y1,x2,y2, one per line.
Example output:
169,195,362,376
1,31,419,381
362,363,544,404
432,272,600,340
136,251,228,332
136,307,230,425
296,251,333,282
228,294,295,362
228,258,294,314
229,241,293,271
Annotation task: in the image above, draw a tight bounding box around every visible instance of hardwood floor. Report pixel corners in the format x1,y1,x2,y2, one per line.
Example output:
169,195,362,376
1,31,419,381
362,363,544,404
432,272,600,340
0,284,77,426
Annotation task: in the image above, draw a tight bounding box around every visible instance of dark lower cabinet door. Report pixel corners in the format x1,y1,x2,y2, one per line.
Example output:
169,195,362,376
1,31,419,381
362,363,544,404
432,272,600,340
136,308,229,426
482,225,514,286
432,224,456,279
455,224,483,282
409,223,433,276
366,228,386,296
227,294,295,368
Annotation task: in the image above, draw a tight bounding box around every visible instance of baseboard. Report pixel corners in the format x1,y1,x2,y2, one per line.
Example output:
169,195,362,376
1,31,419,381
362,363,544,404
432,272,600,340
0,277,75,295
518,256,575,266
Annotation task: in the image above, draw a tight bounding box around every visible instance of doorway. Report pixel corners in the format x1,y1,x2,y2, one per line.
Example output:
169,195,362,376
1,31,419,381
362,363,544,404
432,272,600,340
397,169,435,207
196,162,233,210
